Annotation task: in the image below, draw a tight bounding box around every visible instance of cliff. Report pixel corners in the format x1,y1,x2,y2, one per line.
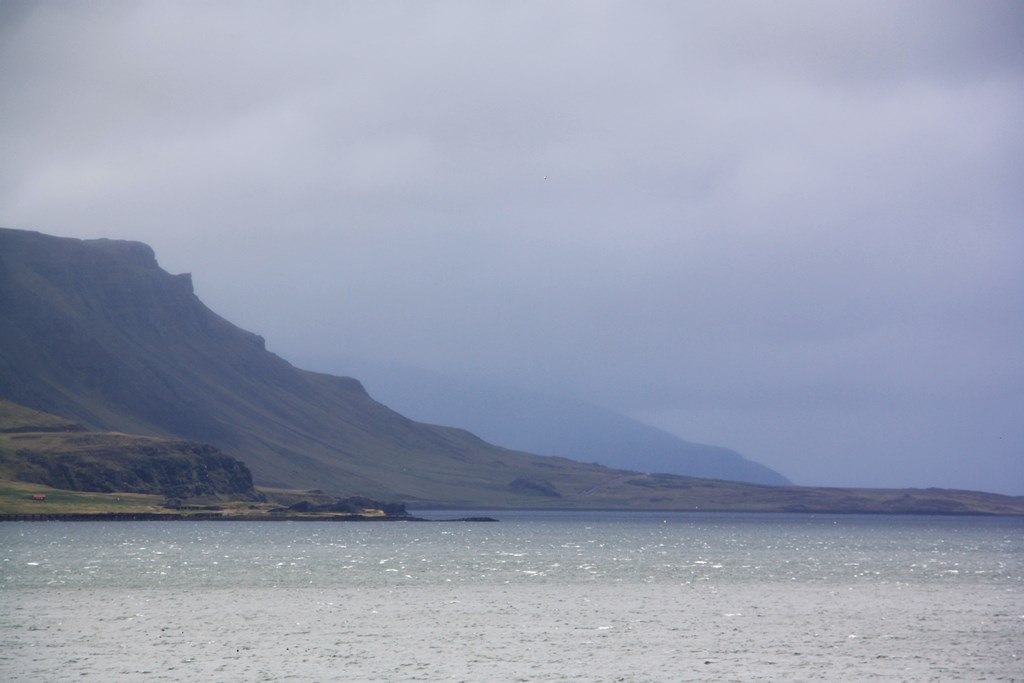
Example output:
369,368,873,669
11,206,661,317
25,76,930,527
2,227,649,505
0,400,258,499
2,227,1021,514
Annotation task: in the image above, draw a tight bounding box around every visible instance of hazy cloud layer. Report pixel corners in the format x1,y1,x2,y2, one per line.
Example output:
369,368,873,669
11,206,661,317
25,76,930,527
3,1,1022,492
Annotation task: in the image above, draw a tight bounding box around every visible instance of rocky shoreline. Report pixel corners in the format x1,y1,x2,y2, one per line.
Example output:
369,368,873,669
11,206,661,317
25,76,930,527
0,513,499,522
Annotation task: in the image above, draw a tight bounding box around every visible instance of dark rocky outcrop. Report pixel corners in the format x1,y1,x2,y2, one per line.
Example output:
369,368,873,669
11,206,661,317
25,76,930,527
285,496,408,516
2,431,259,499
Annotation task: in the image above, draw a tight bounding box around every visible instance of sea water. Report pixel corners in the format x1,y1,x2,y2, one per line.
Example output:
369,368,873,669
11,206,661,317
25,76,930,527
1,512,1021,681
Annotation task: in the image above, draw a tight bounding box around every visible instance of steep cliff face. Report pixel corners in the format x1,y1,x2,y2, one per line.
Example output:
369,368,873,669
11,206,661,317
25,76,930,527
0,227,789,506
0,228,380,493
0,229,272,442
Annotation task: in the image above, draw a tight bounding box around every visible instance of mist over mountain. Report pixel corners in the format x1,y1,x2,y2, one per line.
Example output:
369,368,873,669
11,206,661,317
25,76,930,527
3,227,1022,514
299,357,789,485
0,227,781,507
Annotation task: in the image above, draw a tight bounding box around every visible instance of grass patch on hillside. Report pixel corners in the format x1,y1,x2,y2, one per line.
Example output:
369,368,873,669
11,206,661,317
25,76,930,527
0,479,165,514
0,400,81,432
0,480,396,518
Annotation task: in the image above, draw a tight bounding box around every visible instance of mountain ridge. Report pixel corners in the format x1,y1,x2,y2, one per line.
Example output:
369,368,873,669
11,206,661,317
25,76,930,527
4,226,1022,514
0,227,661,505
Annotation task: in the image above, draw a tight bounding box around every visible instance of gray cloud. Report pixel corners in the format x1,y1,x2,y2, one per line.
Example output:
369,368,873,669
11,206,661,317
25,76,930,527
2,1,1022,492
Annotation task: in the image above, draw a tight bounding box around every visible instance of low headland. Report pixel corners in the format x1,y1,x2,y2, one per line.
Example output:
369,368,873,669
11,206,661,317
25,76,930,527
0,402,493,521
2,399,1022,519
0,481,501,522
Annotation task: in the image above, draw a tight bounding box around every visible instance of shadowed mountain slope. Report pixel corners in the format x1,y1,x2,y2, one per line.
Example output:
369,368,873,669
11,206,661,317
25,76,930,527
0,228,577,504
3,227,1022,514
1,227,690,506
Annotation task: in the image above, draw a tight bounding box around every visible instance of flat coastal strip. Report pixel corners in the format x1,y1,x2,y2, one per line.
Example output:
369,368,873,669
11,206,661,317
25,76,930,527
0,513,497,522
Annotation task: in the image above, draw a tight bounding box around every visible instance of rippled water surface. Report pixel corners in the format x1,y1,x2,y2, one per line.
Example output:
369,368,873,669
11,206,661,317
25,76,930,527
2,512,1022,681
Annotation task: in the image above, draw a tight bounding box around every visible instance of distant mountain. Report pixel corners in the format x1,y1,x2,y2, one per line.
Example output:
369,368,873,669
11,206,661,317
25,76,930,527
4,227,1022,514
0,227,605,506
301,358,790,485
2,226,780,507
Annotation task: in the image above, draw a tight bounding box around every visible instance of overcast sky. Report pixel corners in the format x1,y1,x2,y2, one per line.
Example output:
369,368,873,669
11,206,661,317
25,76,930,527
2,1,1022,494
